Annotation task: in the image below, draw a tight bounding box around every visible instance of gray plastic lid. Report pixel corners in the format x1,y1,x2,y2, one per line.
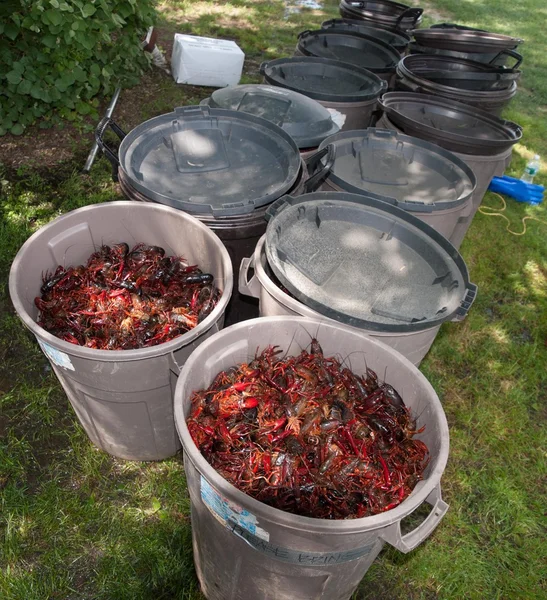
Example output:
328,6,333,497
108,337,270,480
318,128,476,211
260,57,388,103
117,105,302,217
205,84,340,149
264,191,477,332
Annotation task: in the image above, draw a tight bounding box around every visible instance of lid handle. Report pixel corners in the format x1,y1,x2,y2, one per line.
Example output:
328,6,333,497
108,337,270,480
451,282,478,321
166,117,230,174
174,105,212,117
303,144,336,193
95,117,127,182
259,61,269,76
297,29,312,40
395,7,423,28
489,49,522,70
236,92,293,127
265,194,295,221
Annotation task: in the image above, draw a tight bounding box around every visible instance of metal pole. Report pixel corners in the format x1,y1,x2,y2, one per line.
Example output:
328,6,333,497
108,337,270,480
82,86,122,173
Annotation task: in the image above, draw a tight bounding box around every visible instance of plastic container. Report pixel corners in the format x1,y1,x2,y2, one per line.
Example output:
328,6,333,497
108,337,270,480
339,0,423,32
8,202,233,461
199,84,340,155
410,27,523,53
521,155,541,183
174,315,449,600
378,92,522,155
395,55,519,115
321,18,411,53
396,54,520,92
240,237,440,365
376,113,514,248
239,192,476,365
260,57,388,131
95,106,302,216
407,42,523,69
171,34,244,87
318,128,476,241
295,29,400,85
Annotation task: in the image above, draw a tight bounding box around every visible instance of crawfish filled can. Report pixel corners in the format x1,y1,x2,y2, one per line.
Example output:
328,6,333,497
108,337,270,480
174,316,450,600
9,202,233,461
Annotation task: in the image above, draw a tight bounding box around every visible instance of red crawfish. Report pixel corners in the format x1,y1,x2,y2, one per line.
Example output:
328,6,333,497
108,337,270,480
186,342,429,519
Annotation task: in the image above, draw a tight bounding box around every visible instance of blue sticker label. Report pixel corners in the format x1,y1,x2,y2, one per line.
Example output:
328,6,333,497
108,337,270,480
38,341,75,371
200,476,270,541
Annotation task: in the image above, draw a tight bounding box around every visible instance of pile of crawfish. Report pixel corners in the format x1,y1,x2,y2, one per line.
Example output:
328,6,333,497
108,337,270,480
35,242,221,350
188,340,429,519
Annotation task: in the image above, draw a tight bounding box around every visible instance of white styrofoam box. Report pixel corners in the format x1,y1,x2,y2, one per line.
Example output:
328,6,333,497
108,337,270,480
171,33,245,87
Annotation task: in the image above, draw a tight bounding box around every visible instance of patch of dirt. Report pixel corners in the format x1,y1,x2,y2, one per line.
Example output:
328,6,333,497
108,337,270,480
0,27,223,172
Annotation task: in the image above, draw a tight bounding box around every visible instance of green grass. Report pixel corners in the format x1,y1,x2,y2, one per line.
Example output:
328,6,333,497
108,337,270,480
1,1,547,599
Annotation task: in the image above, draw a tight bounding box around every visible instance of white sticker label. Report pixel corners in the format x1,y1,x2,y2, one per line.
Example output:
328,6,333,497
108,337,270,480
327,108,346,129
200,476,270,542
38,341,75,371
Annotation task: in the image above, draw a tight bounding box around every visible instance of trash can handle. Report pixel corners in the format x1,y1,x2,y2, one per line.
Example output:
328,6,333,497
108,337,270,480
298,30,312,40
238,256,261,299
259,61,269,76
265,194,294,221
395,7,423,28
489,49,522,70
303,144,336,193
452,282,478,321
381,483,449,553
95,117,126,182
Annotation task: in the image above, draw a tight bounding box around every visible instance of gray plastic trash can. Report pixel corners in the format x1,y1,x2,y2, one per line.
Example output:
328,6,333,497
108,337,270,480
260,57,388,131
174,316,449,600
9,201,233,461
376,113,514,248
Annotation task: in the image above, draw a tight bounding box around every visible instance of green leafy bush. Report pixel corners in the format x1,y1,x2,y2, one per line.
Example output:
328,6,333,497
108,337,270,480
0,0,156,135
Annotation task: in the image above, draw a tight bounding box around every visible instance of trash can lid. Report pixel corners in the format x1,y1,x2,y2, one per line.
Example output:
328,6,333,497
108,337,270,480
297,29,400,73
411,27,524,53
203,84,340,149
117,105,302,217
264,191,476,332
379,92,522,155
340,0,414,18
318,128,476,211
321,18,410,50
398,54,520,92
260,57,388,103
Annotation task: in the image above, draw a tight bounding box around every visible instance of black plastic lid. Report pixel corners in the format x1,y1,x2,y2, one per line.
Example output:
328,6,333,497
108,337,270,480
260,57,387,103
297,29,400,73
407,43,524,70
339,1,423,31
203,85,340,149
340,0,414,18
321,18,410,51
411,27,523,53
398,54,521,92
264,191,477,332
318,128,476,211
117,105,302,217
379,92,522,155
